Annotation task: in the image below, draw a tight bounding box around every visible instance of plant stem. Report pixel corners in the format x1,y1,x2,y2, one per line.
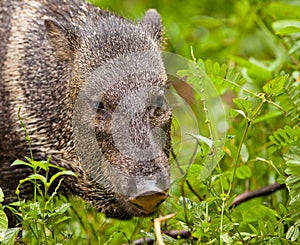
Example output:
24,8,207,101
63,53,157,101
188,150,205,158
227,119,251,197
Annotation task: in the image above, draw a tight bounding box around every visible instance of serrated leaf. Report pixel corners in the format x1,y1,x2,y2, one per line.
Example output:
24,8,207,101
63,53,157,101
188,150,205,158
233,98,252,113
263,76,285,96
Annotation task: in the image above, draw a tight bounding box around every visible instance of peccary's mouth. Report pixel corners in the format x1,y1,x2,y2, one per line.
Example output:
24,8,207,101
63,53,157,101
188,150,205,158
128,191,168,214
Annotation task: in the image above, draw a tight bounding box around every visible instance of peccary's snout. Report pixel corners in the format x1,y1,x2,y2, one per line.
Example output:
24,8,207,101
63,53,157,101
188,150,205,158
129,191,168,213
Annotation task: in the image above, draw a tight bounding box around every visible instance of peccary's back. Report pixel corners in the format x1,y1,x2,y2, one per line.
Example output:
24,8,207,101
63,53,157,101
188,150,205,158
0,0,171,220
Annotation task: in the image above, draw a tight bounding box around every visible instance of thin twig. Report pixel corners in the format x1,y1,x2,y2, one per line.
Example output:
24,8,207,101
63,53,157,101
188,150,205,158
171,149,202,202
129,230,194,244
154,213,176,245
230,182,286,208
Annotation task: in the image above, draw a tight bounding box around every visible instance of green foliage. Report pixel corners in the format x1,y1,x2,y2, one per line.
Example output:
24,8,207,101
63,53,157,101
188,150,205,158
269,125,300,153
284,147,300,208
6,158,76,244
1,109,76,245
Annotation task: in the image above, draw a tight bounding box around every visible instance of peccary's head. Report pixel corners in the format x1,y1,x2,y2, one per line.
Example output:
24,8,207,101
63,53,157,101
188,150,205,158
44,8,171,218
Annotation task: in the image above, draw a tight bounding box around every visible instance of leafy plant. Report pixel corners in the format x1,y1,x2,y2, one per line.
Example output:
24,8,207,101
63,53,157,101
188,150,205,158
1,109,76,245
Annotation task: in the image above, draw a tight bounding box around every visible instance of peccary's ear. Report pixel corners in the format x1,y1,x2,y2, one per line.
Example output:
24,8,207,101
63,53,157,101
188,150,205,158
44,18,80,62
141,9,163,44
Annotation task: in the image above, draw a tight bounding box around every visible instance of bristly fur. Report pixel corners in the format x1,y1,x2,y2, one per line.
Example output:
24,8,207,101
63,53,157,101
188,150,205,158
0,0,171,220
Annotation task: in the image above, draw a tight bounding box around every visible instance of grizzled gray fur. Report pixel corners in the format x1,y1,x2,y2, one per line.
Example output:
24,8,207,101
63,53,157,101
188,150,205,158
0,0,171,219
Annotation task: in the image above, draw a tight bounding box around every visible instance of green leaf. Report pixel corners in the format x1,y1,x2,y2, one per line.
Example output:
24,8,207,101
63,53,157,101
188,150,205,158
0,206,8,242
285,175,300,185
240,143,249,163
230,55,272,81
276,26,300,35
187,133,213,149
273,20,300,35
279,203,288,215
232,109,247,119
236,165,252,179
263,76,285,96
290,194,300,207
248,223,258,235
221,233,233,243
267,2,300,19
253,110,283,124
194,15,223,28
291,226,299,241
22,174,47,186
286,225,296,240
278,222,284,238
269,125,300,151
55,203,70,215
32,160,50,171
49,170,76,188
53,216,71,226
11,159,32,168
233,98,252,113
0,188,4,203
1,228,19,245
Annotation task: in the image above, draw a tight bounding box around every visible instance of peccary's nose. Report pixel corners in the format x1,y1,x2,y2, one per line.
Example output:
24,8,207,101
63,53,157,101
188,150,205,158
129,191,168,213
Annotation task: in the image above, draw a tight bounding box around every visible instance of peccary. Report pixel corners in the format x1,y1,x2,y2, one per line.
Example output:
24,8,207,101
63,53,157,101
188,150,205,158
0,0,171,220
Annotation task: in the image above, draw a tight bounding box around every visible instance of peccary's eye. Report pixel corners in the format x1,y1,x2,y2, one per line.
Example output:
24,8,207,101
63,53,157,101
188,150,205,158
155,95,165,108
95,102,111,121
97,102,105,112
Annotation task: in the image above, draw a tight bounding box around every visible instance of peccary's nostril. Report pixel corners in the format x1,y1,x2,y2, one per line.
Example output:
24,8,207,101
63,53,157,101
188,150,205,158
129,191,168,213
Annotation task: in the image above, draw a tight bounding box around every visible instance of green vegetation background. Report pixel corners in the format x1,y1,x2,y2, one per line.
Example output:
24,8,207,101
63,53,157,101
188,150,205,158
93,0,296,61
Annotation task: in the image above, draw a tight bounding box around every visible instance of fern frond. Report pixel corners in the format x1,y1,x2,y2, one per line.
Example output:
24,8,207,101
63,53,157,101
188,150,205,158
284,146,300,207
275,75,300,122
268,125,300,153
197,59,246,93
